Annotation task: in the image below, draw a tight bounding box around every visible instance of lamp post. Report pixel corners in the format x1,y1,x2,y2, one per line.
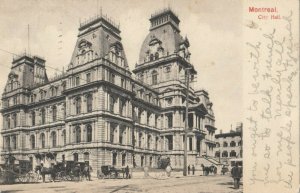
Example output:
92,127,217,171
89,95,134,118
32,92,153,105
183,68,190,176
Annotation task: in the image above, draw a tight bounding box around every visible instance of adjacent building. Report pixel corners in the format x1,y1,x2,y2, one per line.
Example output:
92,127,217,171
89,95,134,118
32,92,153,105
1,8,217,172
214,123,243,164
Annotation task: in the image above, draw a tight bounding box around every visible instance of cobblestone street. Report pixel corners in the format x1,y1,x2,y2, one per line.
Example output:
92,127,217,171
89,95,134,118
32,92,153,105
0,174,243,193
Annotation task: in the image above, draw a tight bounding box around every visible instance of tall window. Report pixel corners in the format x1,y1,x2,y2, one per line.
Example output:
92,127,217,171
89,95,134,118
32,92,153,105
112,153,117,166
86,73,91,83
121,78,125,88
189,137,193,151
155,52,159,60
52,106,57,122
155,137,159,150
40,133,45,148
73,153,78,162
167,113,173,128
32,111,35,126
6,115,10,129
51,87,55,97
84,152,89,161
119,99,125,116
12,135,16,150
75,97,81,114
86,125,92,142
51,132,57,147
147,135,151,149
75,76,80,86
109,72,115,84
119,128,123,144
138,132,143,148
110,124,115,143
150,54,154,61
166,135,173,150
165,66,170,80
152,70,158,84
122,154,126,166
12,113,17,128
75,126,81,143
30,135,35,149
87,94,93,113
41,108,46,124
62,130,66,146
6,137,10,150
109,95,115,113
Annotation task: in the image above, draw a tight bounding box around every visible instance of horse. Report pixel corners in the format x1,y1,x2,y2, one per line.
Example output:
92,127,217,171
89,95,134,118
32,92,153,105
35,164,57,182
201,164,217,176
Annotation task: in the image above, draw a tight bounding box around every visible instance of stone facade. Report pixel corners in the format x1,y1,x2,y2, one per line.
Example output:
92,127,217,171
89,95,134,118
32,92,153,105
1,9,217,173
214,124,243,164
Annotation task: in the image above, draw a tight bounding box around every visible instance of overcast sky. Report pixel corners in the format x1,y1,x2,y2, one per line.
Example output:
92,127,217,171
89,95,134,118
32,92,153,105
0,0,243,132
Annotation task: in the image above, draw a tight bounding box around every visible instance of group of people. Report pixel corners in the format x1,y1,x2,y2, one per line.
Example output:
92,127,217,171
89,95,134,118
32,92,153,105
187,165,196,175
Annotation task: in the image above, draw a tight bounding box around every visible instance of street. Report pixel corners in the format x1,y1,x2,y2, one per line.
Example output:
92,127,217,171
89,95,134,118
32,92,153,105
0,174,243,193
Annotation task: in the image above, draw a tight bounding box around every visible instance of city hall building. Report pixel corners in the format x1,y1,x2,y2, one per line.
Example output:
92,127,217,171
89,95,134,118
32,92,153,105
1,9,217,172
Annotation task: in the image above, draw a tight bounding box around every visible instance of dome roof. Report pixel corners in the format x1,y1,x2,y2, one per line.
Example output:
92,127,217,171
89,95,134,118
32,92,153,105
138,24,185,64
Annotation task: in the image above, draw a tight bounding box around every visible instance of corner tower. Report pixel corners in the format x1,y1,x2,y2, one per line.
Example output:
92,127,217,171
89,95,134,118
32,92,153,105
68,14,129,71
133,8,196,89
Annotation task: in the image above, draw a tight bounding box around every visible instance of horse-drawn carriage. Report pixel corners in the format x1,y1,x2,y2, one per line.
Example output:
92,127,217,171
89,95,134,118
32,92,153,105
0,160,38,184
97,165,126,179
36,161,90,182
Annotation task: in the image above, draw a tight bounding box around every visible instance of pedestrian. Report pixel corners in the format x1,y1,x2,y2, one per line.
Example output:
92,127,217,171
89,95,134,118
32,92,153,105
187,165,190,175
231,163,242,189
192,165,195,175
125,165,129,179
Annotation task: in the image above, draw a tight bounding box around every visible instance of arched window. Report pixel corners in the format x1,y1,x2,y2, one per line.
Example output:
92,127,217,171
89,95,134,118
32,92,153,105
12,113,17,128
155,52,159,60
223,142,228,147
75,97,81,114
51,132,57,147
52,106,57,122
41,108,46,124
86,125,92,142
230,150,237,157
62,130,66,146
216,142,220,147
32,111,35,126
150,54,154,61
86,94,93,113
73,153,78,162
215,151,220,157
84,152,89,161
230,141,236,147
222,151,228,157
40,133,45,148
75,126,81,143
112,152,117,166
30,135,35,149
152,70,158,85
